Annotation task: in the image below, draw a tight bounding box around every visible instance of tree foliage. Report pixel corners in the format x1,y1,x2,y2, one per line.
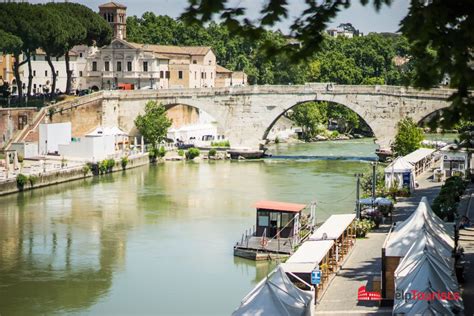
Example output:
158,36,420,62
287,102,324,141
134,101,172,150
393,117,424,156
180,0,473,126
126,13,410,86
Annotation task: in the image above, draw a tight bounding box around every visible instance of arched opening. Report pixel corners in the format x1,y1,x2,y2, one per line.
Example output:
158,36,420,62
263,101,374,144
416,108,460,144
163,103,227,147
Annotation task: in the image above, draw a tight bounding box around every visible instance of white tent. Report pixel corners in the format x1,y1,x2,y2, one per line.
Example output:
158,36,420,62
384,156,415,191
384,197,454,257
232,266,314,316
393,230,463,315
281,240,334,274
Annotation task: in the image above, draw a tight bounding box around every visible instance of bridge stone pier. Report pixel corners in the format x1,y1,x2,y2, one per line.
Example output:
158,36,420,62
91,83,453,150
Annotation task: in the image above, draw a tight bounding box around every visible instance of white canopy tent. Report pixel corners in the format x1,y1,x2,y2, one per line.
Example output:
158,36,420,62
384,197,454,257
384,156,415,191
232,266,314,316
393,230,463,315
308,214,355,241
281,240,334,274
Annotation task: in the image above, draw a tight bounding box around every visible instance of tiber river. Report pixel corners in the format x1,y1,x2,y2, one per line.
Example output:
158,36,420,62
0,136,457,315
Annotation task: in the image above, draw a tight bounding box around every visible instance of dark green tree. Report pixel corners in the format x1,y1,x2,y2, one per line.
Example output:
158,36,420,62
287,102,324,141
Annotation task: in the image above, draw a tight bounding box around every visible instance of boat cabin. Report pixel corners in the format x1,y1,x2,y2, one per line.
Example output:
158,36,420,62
255,200,306,238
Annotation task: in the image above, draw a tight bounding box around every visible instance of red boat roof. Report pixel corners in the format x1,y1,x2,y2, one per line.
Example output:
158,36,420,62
255,200,306,213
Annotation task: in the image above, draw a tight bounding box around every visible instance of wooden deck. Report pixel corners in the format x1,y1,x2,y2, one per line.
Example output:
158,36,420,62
235,236,293,255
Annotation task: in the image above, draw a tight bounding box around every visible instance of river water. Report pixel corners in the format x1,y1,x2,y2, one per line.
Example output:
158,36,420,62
0,138,396,315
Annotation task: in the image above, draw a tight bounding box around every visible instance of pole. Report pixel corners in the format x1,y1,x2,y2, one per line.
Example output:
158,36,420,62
354,173,363,219
371,162,377,210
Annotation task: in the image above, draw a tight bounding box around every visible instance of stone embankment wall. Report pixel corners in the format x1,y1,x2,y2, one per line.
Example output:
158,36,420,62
0,154,149,196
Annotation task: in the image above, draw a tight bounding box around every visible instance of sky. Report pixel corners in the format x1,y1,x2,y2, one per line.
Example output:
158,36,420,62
30,0,410,34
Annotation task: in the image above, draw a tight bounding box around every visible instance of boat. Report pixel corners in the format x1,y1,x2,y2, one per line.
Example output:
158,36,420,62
233,200,316,261
375,148,393,162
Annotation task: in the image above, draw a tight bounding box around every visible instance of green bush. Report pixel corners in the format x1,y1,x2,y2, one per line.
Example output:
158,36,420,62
208,148,217,157
121,156,129,170
82,164,91,176
432,176,466,221
211,140,230,147
158,146,166,158
177,149,184,157
16,174,28,190
330,130,340,139
106,159,115,171
355,219,375,238
28,175,38,186
186,148,200,160
148,147,159,162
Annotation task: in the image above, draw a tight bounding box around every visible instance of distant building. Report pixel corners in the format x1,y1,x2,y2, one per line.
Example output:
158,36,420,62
99,1,127,40
327,23,362,38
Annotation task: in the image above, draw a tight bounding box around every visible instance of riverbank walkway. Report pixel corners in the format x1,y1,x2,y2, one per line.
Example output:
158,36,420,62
315,170,443,315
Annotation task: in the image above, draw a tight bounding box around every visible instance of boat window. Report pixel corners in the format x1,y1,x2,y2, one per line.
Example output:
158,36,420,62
258,215,269,227
281,213,292,227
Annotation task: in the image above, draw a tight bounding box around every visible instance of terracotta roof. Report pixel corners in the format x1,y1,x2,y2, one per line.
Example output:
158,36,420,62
181,46,211,56
34,48,78,57
216,65,232,73
255,200,306,213
128,42,189,56
99,2,127,9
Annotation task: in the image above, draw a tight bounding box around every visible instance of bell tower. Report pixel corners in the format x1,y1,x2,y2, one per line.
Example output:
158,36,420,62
99,2,127,40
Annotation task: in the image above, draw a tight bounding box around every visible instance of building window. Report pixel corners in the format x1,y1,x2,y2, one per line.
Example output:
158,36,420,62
79,71,83,77
193,60,197,64
166,71,170,79
33,70,36,77
143,61,148,72
105,61,110,71
201,72,205,79
33,55,36,61
45,70,48,77
117,61,122,72
56,71,59,76
18,115,27,130
209,60,212,65
92,61,97,71
178,71,183,79
211,72,213,79
80,53,83,58
127,61,132,72
160,71,164,79
56,57,59,62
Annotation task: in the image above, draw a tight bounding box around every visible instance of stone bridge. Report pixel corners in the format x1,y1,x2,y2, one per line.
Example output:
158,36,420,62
52,83,453,150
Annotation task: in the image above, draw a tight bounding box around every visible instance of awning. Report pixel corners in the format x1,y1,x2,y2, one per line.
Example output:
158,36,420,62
384,156,414,173
403,148,435,164
281,240,334,274
255,200,306,213
308,214,356,240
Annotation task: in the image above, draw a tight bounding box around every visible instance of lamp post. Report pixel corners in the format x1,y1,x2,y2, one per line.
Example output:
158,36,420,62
354,173,363,219
371,161,378,210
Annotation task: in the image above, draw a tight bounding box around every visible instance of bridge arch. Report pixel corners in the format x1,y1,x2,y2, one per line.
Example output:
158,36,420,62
261,99,375,142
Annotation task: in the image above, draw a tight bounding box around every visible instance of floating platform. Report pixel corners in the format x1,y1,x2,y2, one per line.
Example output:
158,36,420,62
228,149,265,159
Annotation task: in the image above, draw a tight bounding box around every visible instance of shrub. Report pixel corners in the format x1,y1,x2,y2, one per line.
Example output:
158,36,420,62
16,174,28,190
121,156,129,170
186,148,200,160
331,130,340,139
28,175,38,186
148,147,159,162
99,160,108,174
208,148,217,158
211,140,230,147
274,136,280,144
355,219,375,238
61,157,67,168
106,159,115,172
158,146,166,158
82,164,91,176
177,149,184,157
432,176,467,221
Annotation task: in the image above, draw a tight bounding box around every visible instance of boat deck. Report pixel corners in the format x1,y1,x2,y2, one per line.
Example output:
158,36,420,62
235,236,294,254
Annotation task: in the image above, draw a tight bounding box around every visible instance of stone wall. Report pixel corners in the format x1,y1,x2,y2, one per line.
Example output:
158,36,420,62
0,154,149,196
0,108,38,148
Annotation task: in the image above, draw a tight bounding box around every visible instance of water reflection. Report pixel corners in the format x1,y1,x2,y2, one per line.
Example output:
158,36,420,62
0,140,377,315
